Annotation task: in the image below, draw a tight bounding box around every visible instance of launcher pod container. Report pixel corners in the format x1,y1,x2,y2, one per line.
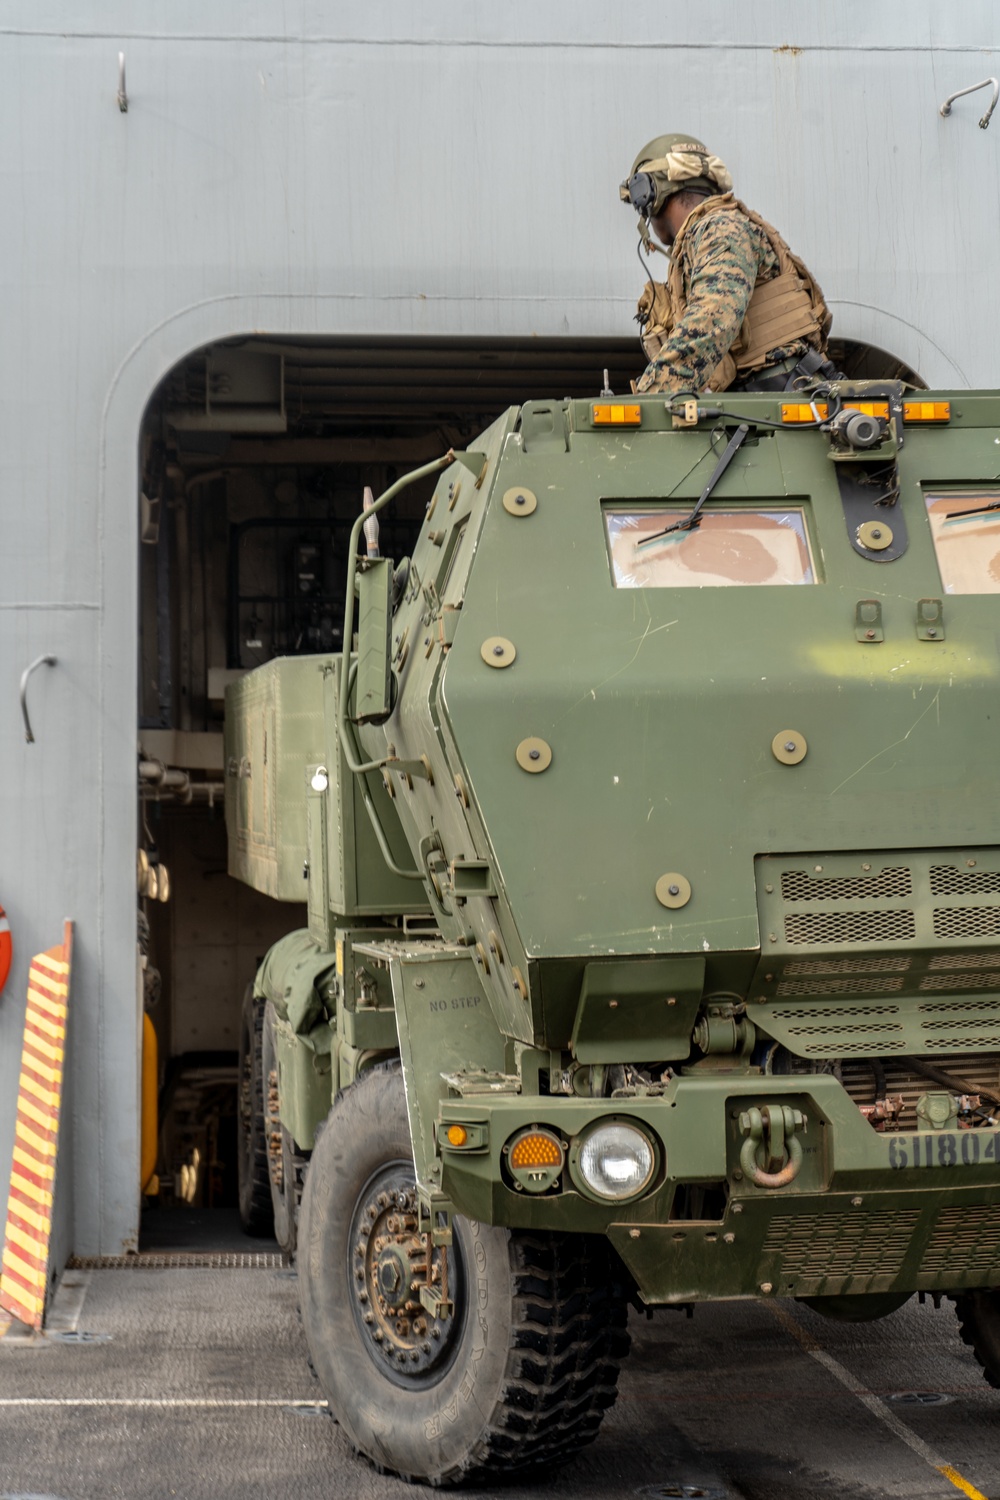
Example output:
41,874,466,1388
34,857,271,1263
228,383,1000,1484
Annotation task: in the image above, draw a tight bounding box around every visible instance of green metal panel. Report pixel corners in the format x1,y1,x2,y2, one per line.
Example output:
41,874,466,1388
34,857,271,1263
224,656,329,900
320,660,430,918
226,654,428,917
571,956,704,1062
355,557,394,722
305,768,329,945
352,938,506,1194
441,394,1000,972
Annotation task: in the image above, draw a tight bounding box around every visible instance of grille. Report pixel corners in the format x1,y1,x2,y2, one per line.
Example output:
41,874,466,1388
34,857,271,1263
924,1034,1000,1050
919,973,1000,992
66,1252,290,1270
785,910,916,946
928,952,999,972
793,1038,906,1056
839,1052,1000,1130
771,1003,900,1022
776,976,906,998
921,1206,1000,1277
922,1016,1000,1032
920,999,1000,1017
931,865,1000,896
784,956,912,977
781,867,912,902
769,1003,906,1056
934,908,1000,939
762,1210,919,1277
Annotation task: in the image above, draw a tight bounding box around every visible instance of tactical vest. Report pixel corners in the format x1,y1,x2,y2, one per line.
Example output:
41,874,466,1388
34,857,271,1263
636,194,832,392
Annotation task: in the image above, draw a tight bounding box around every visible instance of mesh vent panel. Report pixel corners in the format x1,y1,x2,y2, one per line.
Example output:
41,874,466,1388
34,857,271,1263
776,976,905,998
763,1211,919,1276
928,952,998,972
931,865,1000,896
921,1015,1000,1032
781,867,912,902
924,1033,1000,1049
771,1003,900,1022
919,973,1000,992
804,1040,907,1054
921,1206,1000,1276
783,956,911,977
785,910,916,946
919,999,1000,1015
934,908,1000,939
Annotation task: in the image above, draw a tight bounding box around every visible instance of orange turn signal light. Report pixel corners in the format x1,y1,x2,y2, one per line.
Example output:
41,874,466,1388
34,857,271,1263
509,1131,563,1171
903,400,951,423
446,1124,468,1148
592,403,641,426
780,401,890,423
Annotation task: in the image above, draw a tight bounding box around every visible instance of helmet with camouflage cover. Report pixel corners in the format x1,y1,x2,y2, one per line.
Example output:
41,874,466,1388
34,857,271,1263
620,133,733,219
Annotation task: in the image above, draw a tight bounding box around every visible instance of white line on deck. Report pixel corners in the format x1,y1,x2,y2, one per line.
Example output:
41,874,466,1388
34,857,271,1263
0,1398,328,1408
768,1302,987,1500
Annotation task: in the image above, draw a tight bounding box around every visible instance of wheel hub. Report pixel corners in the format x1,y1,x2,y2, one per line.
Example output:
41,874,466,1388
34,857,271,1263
375,1244,413,1309
351,1172,460,1380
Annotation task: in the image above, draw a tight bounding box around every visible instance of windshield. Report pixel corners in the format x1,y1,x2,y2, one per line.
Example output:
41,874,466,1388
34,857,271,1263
604,507,816,588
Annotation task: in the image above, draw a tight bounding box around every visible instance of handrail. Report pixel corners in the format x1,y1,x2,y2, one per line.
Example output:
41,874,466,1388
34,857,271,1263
940,77,999,130
337,451,455,776
20,655,56,743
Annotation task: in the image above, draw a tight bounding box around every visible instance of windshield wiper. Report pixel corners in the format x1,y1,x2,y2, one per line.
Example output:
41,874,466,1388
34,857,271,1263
944,498,1000,521
636,423,752,547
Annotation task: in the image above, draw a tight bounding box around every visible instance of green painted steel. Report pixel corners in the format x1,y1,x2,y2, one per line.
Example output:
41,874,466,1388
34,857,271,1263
233,384,1000,1310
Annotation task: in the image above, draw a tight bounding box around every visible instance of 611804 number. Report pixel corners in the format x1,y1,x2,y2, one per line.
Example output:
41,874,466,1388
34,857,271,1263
888,1132,1000,1169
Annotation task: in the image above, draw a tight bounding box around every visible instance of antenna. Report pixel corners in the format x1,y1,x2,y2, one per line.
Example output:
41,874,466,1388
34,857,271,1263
362,486,380,557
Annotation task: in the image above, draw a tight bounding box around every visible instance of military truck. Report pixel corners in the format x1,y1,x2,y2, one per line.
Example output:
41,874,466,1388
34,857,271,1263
228,380,1000,1484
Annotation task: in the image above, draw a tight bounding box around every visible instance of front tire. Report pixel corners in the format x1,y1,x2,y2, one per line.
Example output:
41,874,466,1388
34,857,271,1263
298,1064,629,1486
953,1290,1000,1387
262,999,297,1254
237,985,273,1236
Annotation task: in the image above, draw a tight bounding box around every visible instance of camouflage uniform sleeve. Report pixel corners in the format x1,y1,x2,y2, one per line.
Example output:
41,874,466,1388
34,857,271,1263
635,212,761,394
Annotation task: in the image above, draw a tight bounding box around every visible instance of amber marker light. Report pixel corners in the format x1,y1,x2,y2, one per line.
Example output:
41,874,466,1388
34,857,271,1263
446,1124,468,1148
903,401,951,423
510,1132,562,1170
592,403,641,426
506,1127,565,1193
781,401,891,424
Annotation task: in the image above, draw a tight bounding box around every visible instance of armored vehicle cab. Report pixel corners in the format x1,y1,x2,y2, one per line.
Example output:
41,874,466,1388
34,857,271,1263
229,381,1000,1484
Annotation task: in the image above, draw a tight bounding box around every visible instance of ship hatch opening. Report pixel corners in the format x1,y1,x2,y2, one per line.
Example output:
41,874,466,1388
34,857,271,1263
135,333,638,1251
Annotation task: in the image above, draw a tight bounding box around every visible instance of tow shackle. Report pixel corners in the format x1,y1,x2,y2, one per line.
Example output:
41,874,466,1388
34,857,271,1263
738,1104,806,1189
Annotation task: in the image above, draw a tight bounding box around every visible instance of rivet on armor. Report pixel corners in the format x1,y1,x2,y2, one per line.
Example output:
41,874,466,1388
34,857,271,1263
502,486,537,517
655,873,691,909
516,737,552,773
481,636,516,669
771,730,807,765
857,520,893,551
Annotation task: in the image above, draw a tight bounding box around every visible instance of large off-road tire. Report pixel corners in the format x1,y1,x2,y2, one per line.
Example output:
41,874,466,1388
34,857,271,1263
261,999,297,1254
298,1064,629,1486
953,1290,1000,1387
237,985,273,1236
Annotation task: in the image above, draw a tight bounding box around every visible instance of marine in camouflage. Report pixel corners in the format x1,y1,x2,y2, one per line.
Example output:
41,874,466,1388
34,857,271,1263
635,204,811,395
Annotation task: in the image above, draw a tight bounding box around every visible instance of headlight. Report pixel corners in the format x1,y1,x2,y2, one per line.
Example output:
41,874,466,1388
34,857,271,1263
574,1122,656,1202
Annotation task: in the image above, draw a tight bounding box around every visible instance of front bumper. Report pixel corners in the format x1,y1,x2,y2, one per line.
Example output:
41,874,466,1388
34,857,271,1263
438,1074,1000,1303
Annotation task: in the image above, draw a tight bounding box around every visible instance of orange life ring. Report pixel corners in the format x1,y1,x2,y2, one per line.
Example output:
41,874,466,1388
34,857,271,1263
0,904,11,996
